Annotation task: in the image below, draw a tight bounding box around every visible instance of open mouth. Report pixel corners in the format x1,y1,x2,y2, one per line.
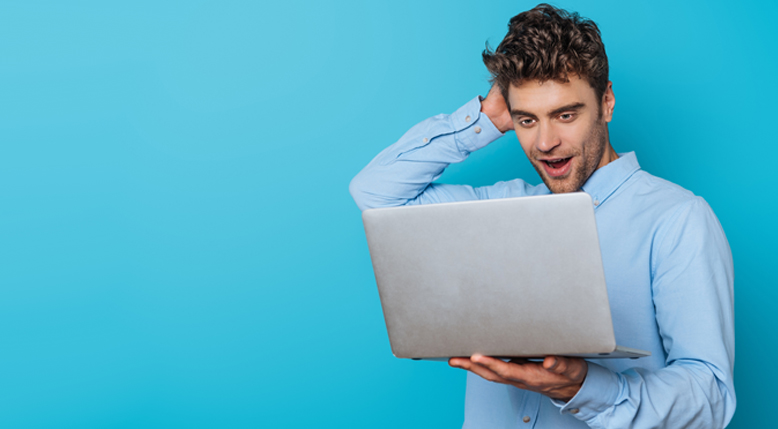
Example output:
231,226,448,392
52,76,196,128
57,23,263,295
541,157,573,177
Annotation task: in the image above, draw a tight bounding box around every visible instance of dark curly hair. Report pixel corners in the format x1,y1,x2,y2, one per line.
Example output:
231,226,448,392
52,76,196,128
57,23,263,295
483,4,609,107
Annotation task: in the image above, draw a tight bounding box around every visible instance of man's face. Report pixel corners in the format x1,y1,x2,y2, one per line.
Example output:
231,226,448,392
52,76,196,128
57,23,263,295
508,76,615,194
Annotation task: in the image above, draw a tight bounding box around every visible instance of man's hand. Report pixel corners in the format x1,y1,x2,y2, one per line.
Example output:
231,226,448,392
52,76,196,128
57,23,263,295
480,84,514,133
449,354,588,402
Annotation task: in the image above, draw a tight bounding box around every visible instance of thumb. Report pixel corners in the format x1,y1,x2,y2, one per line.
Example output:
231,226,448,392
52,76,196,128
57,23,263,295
543,356,567,374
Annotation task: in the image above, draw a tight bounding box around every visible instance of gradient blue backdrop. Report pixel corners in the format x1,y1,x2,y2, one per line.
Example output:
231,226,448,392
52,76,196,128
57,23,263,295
1,1,774,427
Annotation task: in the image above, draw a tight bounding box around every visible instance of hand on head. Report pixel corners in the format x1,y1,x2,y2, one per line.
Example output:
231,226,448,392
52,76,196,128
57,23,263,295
480,84,514,133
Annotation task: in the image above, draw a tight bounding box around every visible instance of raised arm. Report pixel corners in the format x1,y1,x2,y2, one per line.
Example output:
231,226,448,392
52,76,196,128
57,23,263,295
349,86,521,211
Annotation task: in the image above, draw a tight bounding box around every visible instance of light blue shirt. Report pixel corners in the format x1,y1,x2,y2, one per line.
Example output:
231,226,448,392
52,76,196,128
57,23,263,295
350,96,736,428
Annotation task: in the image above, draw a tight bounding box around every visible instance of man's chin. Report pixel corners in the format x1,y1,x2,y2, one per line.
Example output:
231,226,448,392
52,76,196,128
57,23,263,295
543,179,580,194
539,169,588,193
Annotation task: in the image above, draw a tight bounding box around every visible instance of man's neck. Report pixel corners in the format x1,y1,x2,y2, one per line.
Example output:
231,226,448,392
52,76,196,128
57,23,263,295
597,144,619,170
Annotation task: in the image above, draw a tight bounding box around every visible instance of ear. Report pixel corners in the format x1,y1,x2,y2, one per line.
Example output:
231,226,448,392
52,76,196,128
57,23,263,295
601,81,615,123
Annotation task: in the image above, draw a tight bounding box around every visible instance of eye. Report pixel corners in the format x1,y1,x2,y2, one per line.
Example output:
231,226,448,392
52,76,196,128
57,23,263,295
518,118,536,127
559,113,575,122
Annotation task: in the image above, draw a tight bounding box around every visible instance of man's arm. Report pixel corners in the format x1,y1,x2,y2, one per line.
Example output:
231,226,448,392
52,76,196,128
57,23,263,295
561,197,736,428
454,197,737,428
349,86,521,211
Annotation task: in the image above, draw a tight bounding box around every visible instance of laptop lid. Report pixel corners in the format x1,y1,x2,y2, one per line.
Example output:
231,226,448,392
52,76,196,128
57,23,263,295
362,193,649,360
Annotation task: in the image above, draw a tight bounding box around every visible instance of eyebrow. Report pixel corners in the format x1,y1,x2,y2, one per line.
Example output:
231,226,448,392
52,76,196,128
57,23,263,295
511,102,586,119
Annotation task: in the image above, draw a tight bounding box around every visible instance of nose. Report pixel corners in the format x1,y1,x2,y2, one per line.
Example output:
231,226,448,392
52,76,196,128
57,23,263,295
535,122,561,153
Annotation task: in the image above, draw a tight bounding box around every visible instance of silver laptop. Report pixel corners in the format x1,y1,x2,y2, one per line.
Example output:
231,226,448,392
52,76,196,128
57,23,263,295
362,192,649,360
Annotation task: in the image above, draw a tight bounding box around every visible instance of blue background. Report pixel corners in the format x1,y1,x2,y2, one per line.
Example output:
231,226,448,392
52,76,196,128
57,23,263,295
1,0,774,427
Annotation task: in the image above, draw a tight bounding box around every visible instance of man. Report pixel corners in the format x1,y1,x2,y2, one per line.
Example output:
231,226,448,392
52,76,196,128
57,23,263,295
349,4,735,428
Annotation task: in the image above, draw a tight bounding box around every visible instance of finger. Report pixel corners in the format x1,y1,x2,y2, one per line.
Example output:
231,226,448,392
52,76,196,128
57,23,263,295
461,360,518,385
543,356,563,373
471,354,502,368
449,357,470,368
451,357,491,374
471,354,537,382
471,354,517,368
449,357,483,371
469,365,506,383
544,356,587,380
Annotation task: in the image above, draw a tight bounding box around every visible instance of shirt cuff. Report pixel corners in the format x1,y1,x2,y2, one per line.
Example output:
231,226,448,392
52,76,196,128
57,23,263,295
451,95,504,153
550,362,621,422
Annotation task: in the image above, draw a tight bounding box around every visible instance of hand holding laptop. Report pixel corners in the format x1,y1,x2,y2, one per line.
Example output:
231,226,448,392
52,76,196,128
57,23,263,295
449,354,588,402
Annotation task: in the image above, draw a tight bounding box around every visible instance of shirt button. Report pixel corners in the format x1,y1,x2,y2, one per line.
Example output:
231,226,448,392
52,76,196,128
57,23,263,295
422,137,429,143
522,416,531,423
570,408,580,414
474,126,482,134
465,115,471,122
593,200,599,206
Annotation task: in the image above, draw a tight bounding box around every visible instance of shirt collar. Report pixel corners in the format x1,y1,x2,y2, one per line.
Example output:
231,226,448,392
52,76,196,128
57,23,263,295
580,151,641,207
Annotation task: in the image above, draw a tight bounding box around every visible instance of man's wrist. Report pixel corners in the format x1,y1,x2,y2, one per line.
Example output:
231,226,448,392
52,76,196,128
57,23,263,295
550,379,585,402
451,96,504,153
550,362,621,421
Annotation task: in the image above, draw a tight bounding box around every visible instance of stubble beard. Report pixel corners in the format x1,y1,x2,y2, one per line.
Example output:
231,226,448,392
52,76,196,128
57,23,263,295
530,120,609,194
